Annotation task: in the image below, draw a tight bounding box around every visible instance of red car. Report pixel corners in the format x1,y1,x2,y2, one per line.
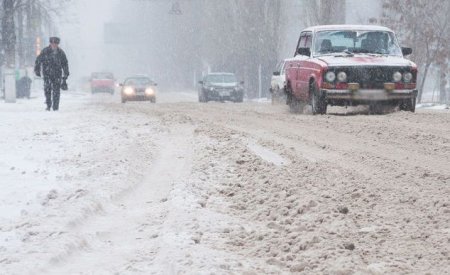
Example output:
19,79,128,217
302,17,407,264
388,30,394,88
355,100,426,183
285,25,418,114
90,72,115,94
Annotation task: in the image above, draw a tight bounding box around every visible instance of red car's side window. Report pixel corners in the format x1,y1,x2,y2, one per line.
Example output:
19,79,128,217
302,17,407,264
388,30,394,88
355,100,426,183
305,34,312,49
296,34,307,55
299,36,307,48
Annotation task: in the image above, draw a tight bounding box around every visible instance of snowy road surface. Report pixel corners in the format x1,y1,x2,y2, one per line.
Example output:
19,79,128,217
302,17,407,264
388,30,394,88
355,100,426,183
1,90,449,274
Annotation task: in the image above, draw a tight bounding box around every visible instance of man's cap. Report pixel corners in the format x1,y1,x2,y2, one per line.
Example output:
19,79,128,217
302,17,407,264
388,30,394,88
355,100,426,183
49,37,60,44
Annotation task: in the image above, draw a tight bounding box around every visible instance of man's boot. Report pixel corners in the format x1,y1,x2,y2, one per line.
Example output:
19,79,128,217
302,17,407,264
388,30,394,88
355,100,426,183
52,90,60,111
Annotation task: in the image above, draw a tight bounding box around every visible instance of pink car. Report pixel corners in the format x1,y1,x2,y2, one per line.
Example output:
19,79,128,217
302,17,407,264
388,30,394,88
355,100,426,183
285,25,418,114
90,72,115,94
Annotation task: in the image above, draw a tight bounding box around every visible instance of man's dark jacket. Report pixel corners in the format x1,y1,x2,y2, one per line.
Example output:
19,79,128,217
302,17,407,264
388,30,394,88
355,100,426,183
34,46,69,79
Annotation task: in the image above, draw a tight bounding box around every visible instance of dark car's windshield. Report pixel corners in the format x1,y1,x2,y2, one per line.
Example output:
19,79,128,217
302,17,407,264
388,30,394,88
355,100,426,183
92,73,114,79
125,77,152,86
205,74,237,84
314,30,402,56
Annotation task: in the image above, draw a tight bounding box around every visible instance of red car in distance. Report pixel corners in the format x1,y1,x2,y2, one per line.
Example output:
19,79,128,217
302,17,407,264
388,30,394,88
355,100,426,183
90,72,115,94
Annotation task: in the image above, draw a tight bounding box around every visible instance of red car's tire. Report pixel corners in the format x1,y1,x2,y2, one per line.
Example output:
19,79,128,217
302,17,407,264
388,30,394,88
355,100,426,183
310,82,327,115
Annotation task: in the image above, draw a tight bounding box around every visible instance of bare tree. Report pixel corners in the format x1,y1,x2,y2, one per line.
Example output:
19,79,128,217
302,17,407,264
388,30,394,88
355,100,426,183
302,0,346,26
319,0,346,25
198,0,283,97
1,0,71,68
382,0,450,103
2,0,16,67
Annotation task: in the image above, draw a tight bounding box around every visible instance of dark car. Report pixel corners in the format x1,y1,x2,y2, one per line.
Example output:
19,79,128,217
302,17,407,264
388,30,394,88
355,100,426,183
198,73,244,102
91,72,115,94
120,75,157,103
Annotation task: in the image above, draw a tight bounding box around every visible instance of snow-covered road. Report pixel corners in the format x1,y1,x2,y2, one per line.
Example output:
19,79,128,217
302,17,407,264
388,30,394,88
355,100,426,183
1,89,449,274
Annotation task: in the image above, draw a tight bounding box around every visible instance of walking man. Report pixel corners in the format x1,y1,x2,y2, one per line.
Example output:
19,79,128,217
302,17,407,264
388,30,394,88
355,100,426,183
34,37,69,111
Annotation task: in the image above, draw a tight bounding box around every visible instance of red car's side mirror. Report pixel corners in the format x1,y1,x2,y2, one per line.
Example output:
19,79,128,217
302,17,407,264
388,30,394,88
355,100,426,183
402,47,413,56
297,47,311,57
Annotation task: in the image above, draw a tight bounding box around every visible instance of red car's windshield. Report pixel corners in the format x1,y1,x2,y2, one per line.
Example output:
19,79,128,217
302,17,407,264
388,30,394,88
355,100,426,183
314,30,402,56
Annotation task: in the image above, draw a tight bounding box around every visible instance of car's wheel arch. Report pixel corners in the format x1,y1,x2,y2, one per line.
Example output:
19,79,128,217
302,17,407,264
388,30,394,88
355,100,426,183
285,80,293,93
308,77,318,100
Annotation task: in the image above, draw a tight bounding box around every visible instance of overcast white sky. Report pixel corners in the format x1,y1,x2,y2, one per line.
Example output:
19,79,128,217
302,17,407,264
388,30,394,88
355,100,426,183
58,0,119,80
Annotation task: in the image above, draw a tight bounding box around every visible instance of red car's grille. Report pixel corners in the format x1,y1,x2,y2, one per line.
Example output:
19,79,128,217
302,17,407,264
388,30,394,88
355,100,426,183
327,66,416,89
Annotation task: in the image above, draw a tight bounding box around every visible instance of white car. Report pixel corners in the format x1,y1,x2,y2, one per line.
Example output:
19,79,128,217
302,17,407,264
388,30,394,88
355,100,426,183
270,60,287,104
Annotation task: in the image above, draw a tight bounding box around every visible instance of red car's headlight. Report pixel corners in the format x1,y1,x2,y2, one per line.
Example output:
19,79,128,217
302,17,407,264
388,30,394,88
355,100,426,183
124,87,134,95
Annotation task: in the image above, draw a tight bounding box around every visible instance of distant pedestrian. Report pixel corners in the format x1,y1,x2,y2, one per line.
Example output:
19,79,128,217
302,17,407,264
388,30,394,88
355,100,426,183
34,37,69,111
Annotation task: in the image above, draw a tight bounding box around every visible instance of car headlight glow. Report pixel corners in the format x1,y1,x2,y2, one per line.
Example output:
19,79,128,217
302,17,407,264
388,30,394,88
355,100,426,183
145,87,155,95
124,86,134,95
393,72,402,82
325,71,336,82
337,71,347,82
403,72,413,83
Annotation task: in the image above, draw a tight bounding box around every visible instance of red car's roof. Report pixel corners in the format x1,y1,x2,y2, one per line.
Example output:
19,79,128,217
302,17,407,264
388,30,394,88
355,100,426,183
302,25,393,33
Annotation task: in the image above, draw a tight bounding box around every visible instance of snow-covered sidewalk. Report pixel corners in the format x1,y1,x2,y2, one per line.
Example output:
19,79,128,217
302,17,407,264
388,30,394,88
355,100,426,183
0,91,168,273
0,90,256,274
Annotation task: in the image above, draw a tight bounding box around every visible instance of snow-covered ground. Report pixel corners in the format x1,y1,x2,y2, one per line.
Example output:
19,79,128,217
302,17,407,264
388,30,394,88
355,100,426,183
0,90,158,272
1,88,449,274
417,103,450,110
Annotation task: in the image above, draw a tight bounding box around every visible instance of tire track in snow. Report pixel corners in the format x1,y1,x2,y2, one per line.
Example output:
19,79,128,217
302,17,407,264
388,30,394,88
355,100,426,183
44,125,195,274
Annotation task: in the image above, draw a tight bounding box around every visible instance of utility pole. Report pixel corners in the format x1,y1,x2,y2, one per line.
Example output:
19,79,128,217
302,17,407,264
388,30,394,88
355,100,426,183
258,64,262,98
440,63,447,103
